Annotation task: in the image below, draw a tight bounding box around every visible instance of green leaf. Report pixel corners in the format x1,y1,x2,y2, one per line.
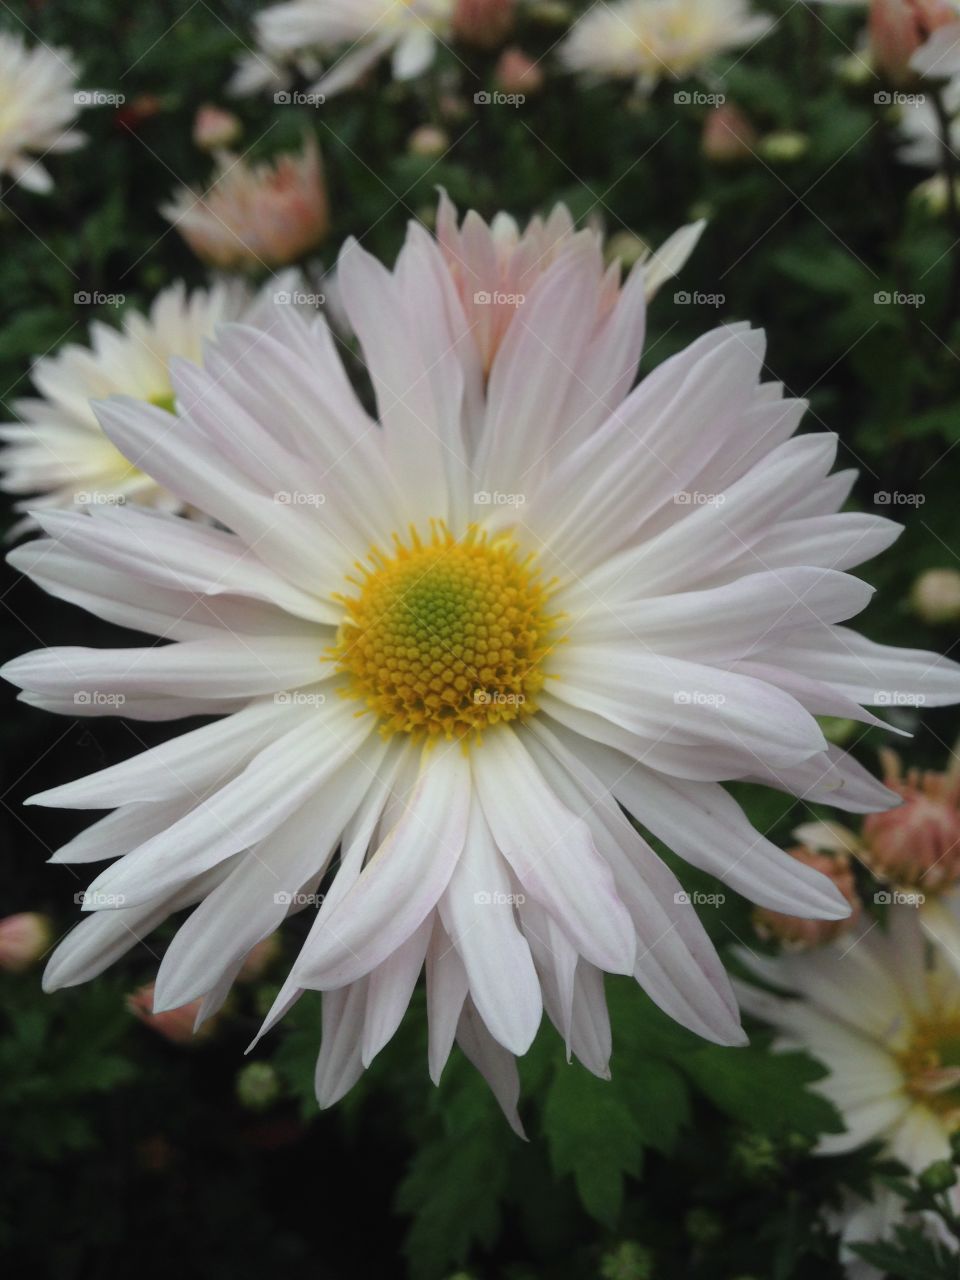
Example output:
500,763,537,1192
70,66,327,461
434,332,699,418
543,1061,645,1228
682,1042,843,1140
397,1060,513,1280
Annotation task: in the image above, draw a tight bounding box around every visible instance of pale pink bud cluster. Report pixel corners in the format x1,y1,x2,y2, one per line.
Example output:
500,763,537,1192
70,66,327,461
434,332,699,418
862,748,960,890
870,0,960,82
754,848,861,948
162,136,329,271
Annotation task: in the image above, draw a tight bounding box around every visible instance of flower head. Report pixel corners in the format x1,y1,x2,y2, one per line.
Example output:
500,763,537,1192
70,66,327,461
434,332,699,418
127,983,214,1043
193,104,242,151
0,275,302,525
560,0,773,91
753,845,862,948
6,207,960,1126
452,0,516,47
252,0,457,98
162,137,329,271
737,908,960,1263
862,748,960,892
435,191,706,371
0,912,52,971
0,32,87,193
870,0,960,80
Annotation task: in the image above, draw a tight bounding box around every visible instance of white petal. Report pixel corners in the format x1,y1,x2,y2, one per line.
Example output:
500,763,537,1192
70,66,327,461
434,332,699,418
472,726,637,975
439,798,542,1054
293,741,471,988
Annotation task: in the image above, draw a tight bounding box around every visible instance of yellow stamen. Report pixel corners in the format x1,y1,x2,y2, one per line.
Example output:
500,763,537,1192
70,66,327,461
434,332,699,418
330,522,561,742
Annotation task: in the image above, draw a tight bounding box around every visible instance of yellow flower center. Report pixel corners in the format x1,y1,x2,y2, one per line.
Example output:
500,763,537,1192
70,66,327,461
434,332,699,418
331,523,560,741
149,390,177,414
899,1015,960,1127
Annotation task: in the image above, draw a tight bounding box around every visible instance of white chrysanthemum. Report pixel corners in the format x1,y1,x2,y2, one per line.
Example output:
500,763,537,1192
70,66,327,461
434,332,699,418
250,0,456,99
6,206,960,1130
0,31,86,194
737,908,960,1274
0,274,301,524
560,0,773,91
898,75,960,166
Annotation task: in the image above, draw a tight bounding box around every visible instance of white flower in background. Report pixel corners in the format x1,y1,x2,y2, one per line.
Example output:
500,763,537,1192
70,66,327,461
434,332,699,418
560,0,773,92
161,137,329,271
898,75,960,165
0,32,87,194
737,908,960,1273
252,0,457,99
0,275,301,524
6,208,960,1128
435,191,706,371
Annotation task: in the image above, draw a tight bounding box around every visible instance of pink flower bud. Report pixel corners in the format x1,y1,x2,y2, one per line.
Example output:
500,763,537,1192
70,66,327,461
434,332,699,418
870,0,960,83
495,48,546,95
753,848,861,948
862,748,960,890
193,104,242,151
0,912,51,972
127,983,216,1044
453,0,516,49
162,136,329,271
701,103,758,163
